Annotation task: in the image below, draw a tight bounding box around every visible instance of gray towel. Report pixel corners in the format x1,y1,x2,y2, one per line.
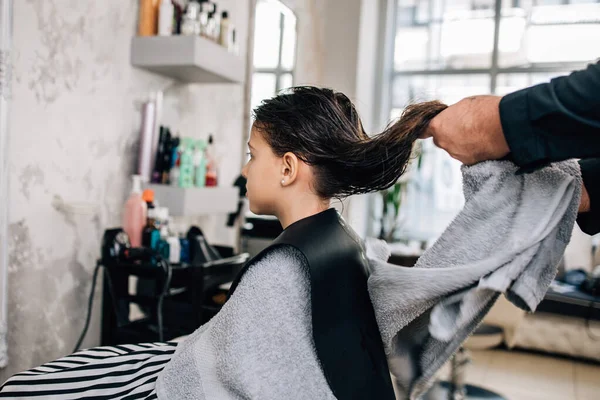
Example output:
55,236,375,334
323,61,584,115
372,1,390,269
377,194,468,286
366,160,581,400
156,245,336,400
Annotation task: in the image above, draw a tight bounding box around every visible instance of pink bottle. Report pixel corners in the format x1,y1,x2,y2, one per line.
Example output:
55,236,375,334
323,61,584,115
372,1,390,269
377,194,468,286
122,175,147,247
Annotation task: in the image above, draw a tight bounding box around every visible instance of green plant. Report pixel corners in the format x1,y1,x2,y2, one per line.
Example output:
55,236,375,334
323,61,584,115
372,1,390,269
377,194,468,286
379,181,404,241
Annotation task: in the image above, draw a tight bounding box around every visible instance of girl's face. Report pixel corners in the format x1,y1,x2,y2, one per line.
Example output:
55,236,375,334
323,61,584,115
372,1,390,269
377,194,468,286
241,126,285,216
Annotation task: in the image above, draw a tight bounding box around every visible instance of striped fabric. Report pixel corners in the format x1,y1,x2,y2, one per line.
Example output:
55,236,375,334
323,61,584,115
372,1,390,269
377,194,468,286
0,342,177,399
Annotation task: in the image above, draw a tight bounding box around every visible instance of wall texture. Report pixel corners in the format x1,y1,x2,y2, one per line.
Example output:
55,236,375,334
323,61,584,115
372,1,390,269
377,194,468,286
1,0,248,381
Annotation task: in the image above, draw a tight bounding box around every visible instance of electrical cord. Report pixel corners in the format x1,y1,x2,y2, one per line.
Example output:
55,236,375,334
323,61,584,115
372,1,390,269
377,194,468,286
156,258,172,342
73,255,173,353
73,260,102,353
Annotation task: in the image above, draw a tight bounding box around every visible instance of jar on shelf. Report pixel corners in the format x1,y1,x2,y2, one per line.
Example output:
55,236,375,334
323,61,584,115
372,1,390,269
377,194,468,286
181,1,201,36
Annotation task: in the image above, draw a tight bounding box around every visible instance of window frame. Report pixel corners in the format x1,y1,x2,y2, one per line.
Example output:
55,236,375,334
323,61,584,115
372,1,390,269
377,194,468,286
371,0,599,240
381,0,599,118
252,0,296,94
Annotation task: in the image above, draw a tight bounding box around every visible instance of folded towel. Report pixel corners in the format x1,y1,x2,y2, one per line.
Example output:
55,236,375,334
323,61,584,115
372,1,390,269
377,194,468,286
367,160,581,400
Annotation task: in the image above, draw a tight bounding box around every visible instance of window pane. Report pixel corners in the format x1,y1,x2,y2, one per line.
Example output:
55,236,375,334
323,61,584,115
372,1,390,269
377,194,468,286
498,2,600,67
394,0,494,70
251,73,277,111
392,74,491,107
495,72,570,96
253,1,282,69
281,14,297,70
278,73,293,91
394,138,464,242
389,73,488,241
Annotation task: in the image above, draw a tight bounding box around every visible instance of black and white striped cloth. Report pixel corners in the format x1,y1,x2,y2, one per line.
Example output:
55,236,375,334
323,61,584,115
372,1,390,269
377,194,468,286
0,342,177,399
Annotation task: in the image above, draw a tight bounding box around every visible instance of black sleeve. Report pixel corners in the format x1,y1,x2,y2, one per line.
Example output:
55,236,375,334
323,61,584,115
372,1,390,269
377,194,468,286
499,62,600,170
577,159,600,236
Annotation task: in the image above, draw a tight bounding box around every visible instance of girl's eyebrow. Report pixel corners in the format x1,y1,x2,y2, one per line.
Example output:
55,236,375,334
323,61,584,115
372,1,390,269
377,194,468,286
248,143,255,150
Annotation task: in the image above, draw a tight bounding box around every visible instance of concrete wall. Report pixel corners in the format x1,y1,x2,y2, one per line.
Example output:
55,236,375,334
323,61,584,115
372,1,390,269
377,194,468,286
1,0,249,381
286,0,381,237
0,0,382,381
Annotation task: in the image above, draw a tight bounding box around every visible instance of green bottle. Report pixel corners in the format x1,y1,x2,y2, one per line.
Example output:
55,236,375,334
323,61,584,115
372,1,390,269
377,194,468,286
194,139,208,187
179,138,195,188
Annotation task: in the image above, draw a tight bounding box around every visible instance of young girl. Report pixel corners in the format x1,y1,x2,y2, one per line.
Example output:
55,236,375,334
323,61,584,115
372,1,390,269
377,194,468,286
0,87,444,399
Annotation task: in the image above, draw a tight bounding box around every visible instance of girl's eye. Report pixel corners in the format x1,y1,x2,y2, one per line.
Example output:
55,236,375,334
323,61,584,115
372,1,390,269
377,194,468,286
246,152,253,160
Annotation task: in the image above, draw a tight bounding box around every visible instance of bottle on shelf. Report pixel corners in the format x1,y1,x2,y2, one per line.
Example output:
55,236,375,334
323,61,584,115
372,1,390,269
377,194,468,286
138,0,160,36
151,127,167,183
142,189,155,211
155,207,171,259
122,175,148,248
169,137,181,187
161,129,174,184
142,207,161,250
205,134,218,187
172,0,185,34
167,236,181,264
199,1,215,38
207,4,220,42
181,1,201,36
179,138,195,188
194,139,208,188
158,0,174,36
219,11,230,47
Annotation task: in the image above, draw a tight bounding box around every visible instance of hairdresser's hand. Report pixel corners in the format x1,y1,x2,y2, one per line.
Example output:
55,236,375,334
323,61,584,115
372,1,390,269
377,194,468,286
580,183,591,213
422,95,510,165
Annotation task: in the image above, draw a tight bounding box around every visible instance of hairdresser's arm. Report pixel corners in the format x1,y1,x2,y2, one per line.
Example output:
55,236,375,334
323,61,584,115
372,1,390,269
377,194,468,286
426,62,600,168
577,159,599,236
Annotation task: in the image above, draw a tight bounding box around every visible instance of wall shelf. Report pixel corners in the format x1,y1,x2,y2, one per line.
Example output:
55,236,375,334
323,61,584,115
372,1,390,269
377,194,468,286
131,36,244,83
146,184,239,216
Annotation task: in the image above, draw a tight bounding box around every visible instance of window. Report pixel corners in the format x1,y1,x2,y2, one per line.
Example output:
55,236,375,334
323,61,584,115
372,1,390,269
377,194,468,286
382,0,600,241
250,0,297,111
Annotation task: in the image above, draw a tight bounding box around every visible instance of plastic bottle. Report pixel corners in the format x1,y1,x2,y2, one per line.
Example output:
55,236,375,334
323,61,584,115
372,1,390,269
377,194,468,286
167,236,181,264
142,189,155,211
142,207,161,249
158,0,174,36
170,153,181,187
122,175,148,248
138,0,160,36
194,139,207,187
181,1,201,36
205,135,218,187
179,138,195,188
219,11,230,47
158,208,170,239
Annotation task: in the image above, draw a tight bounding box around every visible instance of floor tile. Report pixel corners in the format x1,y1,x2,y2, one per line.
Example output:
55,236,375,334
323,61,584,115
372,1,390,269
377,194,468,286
483,350,576,399
574,361,600,400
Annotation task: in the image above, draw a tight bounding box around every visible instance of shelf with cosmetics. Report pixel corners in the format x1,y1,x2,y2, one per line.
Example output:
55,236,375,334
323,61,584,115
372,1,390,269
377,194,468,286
145,184,238,216
133,0,242,83
131,35,244,83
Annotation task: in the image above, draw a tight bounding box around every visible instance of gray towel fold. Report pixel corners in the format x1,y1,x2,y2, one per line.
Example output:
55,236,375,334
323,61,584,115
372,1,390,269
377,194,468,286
366,160,581,400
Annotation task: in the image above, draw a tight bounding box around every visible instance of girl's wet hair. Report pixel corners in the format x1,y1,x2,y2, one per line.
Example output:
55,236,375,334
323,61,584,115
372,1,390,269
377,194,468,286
253,86,447,199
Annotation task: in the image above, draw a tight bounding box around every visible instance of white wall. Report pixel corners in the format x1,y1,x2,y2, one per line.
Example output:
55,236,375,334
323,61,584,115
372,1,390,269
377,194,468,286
286,0,382,237
1,0,249,381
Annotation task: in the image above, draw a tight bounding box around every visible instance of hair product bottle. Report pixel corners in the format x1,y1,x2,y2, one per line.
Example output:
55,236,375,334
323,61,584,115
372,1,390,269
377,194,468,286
179,138,195,188
194,139,207,187
158,0,174,36
137,99,156,183
122,175,147,248
142,207,161,249
205,135,218,187
219,11,230,47
181,1,201,36
138,0,160,36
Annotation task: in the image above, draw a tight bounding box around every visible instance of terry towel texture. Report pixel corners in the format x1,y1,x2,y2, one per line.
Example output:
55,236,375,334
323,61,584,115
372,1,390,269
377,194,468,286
367,160,582,399
0,160,582,400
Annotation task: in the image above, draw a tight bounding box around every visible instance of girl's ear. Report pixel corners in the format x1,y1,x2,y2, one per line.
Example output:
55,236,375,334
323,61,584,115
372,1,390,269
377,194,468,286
280,152,299,186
